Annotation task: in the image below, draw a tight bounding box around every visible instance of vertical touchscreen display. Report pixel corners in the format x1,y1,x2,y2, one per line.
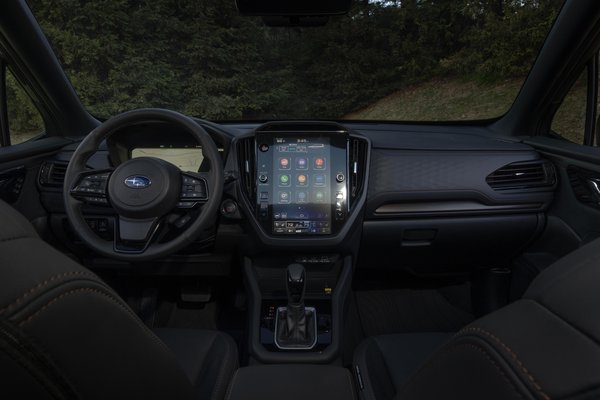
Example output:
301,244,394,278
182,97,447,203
271,137,332,234
255,131,348,236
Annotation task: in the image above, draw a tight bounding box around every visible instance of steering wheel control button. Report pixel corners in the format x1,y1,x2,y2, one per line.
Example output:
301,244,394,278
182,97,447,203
258,174,268,183
336,173,345,182
179,175,208,201
71,171,111,203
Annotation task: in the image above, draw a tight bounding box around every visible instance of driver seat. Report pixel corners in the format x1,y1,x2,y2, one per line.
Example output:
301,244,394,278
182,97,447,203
0,200,238,399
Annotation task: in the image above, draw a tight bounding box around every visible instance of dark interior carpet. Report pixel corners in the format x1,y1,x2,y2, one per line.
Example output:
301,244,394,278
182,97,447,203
355,285,474,336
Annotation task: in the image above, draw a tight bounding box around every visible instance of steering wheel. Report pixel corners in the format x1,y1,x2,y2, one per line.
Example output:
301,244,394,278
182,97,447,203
63,109,224,261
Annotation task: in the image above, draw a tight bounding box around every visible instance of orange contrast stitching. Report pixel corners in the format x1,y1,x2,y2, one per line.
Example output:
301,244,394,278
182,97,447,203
0,271,96,315
459,327,550,400
17,287,172,355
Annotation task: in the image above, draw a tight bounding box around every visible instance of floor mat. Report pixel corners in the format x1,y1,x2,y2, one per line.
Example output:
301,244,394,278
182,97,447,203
355,285,474,336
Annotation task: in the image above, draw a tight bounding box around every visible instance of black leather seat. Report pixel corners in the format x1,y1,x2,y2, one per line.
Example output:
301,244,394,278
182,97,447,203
354,237,600,400
0,200,238,400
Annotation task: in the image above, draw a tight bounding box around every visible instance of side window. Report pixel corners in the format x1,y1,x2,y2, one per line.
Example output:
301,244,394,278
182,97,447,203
551,70,587,144
1,63,45,146
551,53,600,146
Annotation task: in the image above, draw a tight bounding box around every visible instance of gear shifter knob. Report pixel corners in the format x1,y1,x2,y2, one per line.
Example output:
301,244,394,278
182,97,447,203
286,263,305,304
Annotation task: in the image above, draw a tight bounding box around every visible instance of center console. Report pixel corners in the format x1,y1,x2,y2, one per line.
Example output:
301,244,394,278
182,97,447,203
244,255,352,363
236,122,369,363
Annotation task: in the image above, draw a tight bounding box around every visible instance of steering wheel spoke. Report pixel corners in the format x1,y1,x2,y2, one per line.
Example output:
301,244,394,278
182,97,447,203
70,169,113,206
114,216,161,254
177,172,209,209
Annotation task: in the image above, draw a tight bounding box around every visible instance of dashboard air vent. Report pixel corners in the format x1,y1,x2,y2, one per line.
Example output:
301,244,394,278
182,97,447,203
486,160,556,191
349,137,368,203
567,165,600,210
237,137,256,201
39,161,69,187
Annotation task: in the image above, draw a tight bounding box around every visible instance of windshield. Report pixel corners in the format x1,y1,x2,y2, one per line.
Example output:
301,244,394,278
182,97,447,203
27,0,563,122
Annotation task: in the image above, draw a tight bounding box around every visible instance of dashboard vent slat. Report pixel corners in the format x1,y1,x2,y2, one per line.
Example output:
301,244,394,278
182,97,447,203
486,160,556,191
39,161,69,187
238,137,256,201
349,137,368,202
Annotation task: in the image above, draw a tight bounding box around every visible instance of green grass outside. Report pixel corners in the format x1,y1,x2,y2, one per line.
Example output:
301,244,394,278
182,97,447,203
344,77,586,144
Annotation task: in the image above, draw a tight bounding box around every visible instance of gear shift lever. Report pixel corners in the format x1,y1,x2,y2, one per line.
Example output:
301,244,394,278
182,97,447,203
275,263,317,349
287,264,305,304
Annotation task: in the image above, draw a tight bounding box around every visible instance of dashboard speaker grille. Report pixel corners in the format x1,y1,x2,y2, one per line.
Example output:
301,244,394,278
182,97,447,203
486,160,556,191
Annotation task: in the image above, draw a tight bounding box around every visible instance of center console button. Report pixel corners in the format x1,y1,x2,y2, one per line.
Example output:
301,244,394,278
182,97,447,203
258,174,268,183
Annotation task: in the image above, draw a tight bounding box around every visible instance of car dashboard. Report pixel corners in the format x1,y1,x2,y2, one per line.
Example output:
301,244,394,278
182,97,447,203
34,119,556,275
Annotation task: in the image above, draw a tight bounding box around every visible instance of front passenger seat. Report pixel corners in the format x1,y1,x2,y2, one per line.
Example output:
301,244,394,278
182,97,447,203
0,200,238,400
354,237,600,399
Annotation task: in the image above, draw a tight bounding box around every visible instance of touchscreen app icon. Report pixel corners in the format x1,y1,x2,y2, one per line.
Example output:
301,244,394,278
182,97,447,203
314,174,325,186
279,158,290,169
315,191,325,202
279,191,290,203
296,157,307,169
314,157,325,169
279,174,290,185
297,174,307,185
297,191,307,203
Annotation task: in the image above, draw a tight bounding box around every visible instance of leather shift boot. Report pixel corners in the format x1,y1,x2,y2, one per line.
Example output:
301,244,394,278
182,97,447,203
275,304,316,349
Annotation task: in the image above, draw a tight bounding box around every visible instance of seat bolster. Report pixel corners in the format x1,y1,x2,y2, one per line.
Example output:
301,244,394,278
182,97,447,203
354,337,396,400
354,333,452,400
396,334,532,400
0,199,38,242
396,299,600,400
154,328,239,400
451,299,600,400
524,237,600,342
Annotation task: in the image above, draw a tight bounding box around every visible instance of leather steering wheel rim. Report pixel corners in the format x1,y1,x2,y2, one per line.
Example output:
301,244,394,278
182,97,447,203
63,108,224,262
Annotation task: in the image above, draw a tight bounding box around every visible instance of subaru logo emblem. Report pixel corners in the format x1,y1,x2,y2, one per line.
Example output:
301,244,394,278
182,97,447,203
124,175,151,189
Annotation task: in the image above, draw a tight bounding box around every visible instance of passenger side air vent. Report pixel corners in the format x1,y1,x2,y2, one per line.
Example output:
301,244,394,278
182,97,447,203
567,165,600,210
38,161,69,187
486,160,556,191
237,137,256,201
349,137,368,204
